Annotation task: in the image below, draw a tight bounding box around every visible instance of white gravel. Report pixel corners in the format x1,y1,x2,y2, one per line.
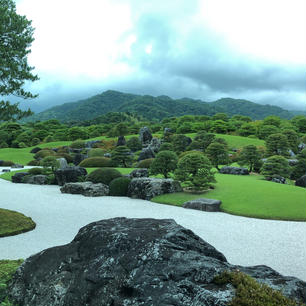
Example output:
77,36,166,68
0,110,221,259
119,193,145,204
0,175,305,281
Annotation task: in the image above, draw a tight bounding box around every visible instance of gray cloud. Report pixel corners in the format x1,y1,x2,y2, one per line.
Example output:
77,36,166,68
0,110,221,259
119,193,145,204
18,0,306,113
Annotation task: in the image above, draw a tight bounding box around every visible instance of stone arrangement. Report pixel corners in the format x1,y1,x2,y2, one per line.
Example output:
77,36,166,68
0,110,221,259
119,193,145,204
60,182,109,197
219,166,249,175
7,218,306,306
183,198,222,212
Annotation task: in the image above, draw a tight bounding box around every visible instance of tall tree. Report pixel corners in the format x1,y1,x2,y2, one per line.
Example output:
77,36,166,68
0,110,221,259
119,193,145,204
0,0,38,121
238,145,262,172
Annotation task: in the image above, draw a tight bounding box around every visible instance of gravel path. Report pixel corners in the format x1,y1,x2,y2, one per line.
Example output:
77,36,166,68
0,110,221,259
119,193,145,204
0,177,305,281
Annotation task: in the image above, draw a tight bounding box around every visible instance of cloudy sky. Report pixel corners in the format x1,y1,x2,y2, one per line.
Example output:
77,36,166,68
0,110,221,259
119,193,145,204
15,0,306,112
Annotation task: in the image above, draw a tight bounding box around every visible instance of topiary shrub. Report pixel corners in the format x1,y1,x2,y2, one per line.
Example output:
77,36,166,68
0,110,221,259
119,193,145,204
88,148,107,158
28,167,44,175
69,140,85,149
27,160,40,166
34,149,56,160
79,157,113,167
31,137,40,146
57,146,69,154
2,160,14,167
0,141,9,148
86,168,122,185
109,176,131,196
18,142,27,148
137,158,154,168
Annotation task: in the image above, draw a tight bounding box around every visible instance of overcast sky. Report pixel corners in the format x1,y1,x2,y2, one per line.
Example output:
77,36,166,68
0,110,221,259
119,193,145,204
15,0,306,112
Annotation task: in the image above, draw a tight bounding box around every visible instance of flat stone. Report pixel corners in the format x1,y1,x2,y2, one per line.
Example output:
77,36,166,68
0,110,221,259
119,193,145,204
183,198,222,212
60,182,109,197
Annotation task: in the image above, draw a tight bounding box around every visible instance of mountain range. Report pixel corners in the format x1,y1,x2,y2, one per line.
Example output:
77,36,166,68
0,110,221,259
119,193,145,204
25,90,305,122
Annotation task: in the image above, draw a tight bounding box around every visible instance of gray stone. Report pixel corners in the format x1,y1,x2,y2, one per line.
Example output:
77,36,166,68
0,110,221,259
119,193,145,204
298,142,306,151
219,166,249,175
23,175,48,185
139,126,152,146
8,218,306,306
183,198,222,212
60,182,109,197
56,158,68,169
55,166,87,186
11,172,29,183
2,169,10,172
271,175,287,184
104,152,111,158
116,135,126,146
128,177,183,200
288,149,296,157
148,137,161,153
295,175,306,188
11,164,24,168
288,159,298,166
138,147,155,161
85,140,101,148
129,168,149,178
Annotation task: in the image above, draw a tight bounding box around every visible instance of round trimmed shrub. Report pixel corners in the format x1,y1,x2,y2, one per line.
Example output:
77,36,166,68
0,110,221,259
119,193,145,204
88,148,107,158
27,160,40,166
86,168,122,185
2,160,14,167
137,158,154,168
31,137,40,146
18,142,27,148
69,140,85,149
79,157,113,167
28,167,44,175
34,149,56,159
109,177,131,196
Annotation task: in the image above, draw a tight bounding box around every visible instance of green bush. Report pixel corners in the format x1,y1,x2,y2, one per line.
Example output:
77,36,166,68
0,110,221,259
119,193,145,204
86,168,122,185
1,161,14,167
79,157,113,167
0,141,8,148
28,167,44,175
260,155,291,180
17,142,27,148
159,142,174,152
34,149,56,160
27,160,40,166
40,156,59,172
31,137,40,146
88,148,107,158
137,158,154,168
109,177,131,196
69,140,85,149
56,146,69,154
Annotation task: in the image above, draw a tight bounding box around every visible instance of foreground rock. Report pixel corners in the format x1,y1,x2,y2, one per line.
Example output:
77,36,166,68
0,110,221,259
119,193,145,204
128,177,183,200
219,166,249,175
23,175,48,185
55,166,87,186
11,172,29,183
183,198,222,212
60,182,109,197
8,218,306,306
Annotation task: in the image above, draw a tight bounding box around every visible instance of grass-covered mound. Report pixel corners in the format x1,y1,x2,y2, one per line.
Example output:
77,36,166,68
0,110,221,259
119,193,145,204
0,259,23,305
0,208,36,237
151,173,306,221
213,270,305,306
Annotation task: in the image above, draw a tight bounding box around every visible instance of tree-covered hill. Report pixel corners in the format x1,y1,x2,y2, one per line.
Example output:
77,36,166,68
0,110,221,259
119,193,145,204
24,90,302,123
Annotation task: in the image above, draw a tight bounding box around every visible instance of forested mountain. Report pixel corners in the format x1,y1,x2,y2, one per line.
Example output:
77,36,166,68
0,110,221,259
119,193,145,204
25,90,302,122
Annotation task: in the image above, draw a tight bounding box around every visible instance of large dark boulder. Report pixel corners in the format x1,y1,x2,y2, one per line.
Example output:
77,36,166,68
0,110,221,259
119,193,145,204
139,126,152,146
30,147,42,154
11,172,29,183
60,182,109,197
138,147,155,161
128,177,183,200
295,175,306,188
8,218,306,306
219,166,249,175
23,175,48,185
55,166,87,186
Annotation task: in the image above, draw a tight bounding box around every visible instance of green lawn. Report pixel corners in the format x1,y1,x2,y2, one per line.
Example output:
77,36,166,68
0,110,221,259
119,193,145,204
0,208,36,237
152,173,306,221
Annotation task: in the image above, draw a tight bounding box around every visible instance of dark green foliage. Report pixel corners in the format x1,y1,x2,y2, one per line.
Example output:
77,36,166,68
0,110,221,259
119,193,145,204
126,137,142,152
213,270,304,306
109,176,131,196
40,156,59,172
238,123,257,137
291,115,306,133
79,157,113,167
67,127,88,140
0,142,8,148
1,160,14,166
107,122,129,137
194,132,216,151
263,115,282,127
159,142,174,152
27,159,40,166
34,149,56,159
210,120,228,134
69,140,85,149
206,142,229,170
291,149,306,180
175,152,216,190
238,145,262,172
111,146,133,167
171,134,191,153
257,125,279,140
261,155,291,179
86,168,122,185
265,133,290,157
137,158,154,168
31,137,40,146
88,148,107,157
150,150,178,178
28,167,43,175
282,129,299,153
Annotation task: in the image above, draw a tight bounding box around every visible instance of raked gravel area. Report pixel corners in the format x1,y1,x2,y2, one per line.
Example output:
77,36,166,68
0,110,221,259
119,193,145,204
0,175,305,281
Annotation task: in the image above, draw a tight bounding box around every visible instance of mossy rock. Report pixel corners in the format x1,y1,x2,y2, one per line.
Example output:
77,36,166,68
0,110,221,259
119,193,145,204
0,208,36,237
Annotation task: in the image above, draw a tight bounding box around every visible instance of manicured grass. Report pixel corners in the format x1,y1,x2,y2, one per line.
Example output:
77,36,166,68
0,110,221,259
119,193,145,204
0,208,36,237
151,173,306,221
0,259,23,305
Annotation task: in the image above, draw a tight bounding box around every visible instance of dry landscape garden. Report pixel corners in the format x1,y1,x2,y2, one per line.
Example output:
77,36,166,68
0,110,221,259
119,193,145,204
1,0,306,305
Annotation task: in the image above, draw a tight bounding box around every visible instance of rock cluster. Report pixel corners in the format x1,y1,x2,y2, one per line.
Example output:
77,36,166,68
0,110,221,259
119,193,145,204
8,218,306,306
60,182,109,197
183,198,222,212
128,177,183,200
139,126,152,146
219,166,249,175
55,166,87,186
128,168,149,178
